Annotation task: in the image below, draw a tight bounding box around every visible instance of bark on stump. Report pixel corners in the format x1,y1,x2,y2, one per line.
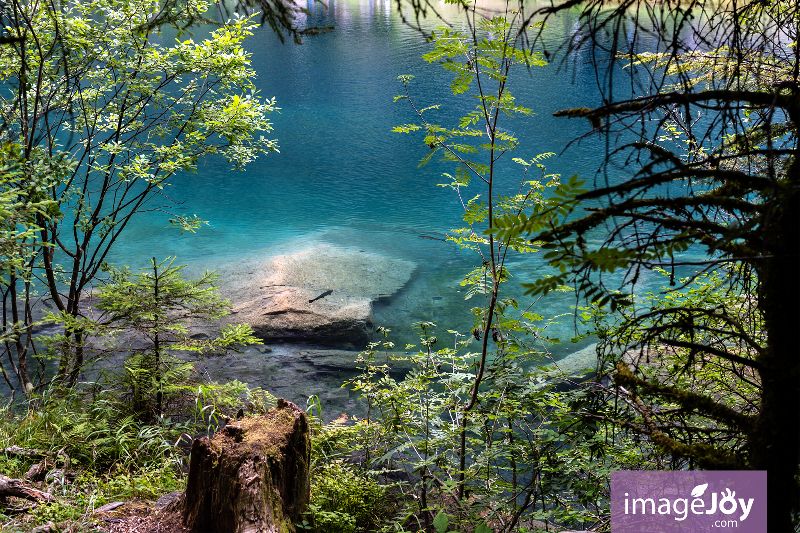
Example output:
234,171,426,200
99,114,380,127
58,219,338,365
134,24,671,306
181,399,311,533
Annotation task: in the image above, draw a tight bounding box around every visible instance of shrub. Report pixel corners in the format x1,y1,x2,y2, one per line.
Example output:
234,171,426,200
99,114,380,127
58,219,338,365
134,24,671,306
306,461,391,533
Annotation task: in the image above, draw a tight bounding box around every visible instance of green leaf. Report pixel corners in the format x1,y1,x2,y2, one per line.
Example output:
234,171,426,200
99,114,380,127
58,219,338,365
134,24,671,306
433,512,449,533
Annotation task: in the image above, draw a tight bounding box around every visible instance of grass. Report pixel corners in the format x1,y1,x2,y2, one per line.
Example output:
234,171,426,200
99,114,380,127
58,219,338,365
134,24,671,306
0,386,198,532
0,384,412,533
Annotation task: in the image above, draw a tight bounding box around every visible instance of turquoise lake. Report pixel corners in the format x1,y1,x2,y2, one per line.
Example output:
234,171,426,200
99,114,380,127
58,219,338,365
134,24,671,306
91,0,696,412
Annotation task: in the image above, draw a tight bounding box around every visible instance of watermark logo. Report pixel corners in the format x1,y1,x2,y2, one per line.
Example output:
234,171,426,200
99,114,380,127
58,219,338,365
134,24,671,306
611,471,766,532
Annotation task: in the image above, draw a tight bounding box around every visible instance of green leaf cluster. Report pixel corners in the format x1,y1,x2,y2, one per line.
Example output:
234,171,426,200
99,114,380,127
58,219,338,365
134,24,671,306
0,0,279,394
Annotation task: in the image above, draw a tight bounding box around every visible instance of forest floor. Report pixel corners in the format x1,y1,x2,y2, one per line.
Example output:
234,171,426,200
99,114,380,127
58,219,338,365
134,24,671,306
96,503,190,533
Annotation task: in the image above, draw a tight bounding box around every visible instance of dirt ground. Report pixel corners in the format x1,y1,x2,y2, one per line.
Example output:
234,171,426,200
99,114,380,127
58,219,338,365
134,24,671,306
95,501,192,533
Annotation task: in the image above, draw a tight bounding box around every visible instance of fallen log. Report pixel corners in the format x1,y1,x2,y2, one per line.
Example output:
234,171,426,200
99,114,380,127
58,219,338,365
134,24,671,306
2,446,47,457
179,398,311,533
3,445,71,471
0,475,55,502
2,445,73,484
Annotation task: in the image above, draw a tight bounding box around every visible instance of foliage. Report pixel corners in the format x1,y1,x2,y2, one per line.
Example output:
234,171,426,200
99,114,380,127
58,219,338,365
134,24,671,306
0,389,189,472
303,461,392,533
218,0,334,44
0,142,74,402
577,267,761,469
307,408,364,467
244,386,280,415
39,257,259,421
496,0,800,528
0,389,189,531
0,465,184,531
0,143,65,277
297,413,397,533
99,257,259,419
348,2,787,530
0,0,278,396
392,9,559,525
0,356,275,530
348,324,666,532
0,259,258,528
107,0,336,45
329,7,651,532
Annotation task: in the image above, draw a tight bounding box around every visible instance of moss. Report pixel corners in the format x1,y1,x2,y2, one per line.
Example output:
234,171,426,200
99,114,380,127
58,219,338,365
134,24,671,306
213,403,301,461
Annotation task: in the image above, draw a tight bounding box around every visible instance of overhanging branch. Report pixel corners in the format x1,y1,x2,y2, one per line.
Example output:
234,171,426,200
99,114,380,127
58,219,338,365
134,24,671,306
555,89,795,128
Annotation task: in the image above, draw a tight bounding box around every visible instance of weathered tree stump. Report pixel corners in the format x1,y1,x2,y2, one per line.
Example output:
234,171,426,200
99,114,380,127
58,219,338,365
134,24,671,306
181,399,311,533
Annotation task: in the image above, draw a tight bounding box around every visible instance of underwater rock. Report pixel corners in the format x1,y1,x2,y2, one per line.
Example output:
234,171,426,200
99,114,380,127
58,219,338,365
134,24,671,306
226,244,416,347
233,286,373,346
262,243,416,298
540,343,599,377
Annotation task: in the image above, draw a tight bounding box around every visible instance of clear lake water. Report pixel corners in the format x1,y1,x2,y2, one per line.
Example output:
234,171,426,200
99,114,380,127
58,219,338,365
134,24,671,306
18,0,712,415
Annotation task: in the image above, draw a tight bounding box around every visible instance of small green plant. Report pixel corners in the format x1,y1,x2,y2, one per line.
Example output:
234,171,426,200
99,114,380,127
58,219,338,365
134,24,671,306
305,461,392,533
300,509,357,533
0,389,190,472
433,511,491,533
44,257,261,421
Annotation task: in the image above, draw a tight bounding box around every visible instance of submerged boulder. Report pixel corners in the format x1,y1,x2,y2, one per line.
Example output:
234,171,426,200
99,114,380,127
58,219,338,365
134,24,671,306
263,244,416,299
539,343,599,377
233,286,373,346
227,244,415,347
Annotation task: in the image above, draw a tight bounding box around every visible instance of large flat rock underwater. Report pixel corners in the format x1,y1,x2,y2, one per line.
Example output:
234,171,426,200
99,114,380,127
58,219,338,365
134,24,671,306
220,243,417,349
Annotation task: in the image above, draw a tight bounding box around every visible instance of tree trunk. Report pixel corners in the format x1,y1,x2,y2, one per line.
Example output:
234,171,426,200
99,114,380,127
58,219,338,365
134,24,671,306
752,148,800,531
180,399,311,533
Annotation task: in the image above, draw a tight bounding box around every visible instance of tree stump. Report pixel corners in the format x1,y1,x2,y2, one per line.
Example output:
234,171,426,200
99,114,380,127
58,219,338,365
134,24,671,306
181,399,311,533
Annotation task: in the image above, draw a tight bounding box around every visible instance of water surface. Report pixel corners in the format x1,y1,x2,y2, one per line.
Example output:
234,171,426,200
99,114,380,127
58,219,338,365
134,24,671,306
93,0,691,411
